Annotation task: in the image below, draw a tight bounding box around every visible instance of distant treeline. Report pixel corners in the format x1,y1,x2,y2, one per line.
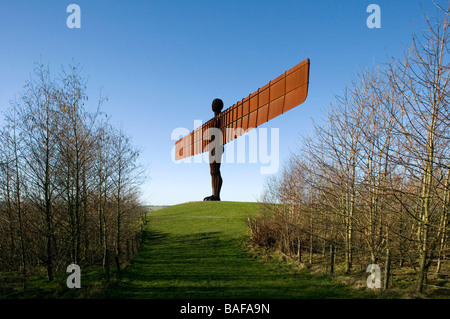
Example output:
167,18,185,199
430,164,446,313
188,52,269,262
249,6,450,293
0,62,147,284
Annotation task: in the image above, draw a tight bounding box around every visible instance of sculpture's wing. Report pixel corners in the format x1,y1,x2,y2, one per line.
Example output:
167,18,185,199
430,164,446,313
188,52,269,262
175,58,310,160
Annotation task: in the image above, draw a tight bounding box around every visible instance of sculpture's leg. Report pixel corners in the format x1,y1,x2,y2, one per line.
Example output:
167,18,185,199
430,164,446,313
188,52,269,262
204,142,223,202
204,161,222,201
212,161,222,200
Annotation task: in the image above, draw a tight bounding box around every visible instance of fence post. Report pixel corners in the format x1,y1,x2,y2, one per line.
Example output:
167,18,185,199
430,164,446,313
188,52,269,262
330,244,335,275
384,248,391,290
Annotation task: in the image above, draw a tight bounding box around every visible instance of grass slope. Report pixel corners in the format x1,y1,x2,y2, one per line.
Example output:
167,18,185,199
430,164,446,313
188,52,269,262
108,201,371,299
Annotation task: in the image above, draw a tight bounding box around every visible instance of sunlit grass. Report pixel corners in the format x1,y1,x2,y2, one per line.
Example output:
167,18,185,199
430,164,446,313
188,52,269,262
1,201,376,299
104,201,373,298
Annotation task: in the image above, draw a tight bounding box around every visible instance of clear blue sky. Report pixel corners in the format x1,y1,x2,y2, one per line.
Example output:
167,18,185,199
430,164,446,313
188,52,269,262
0,0,447,205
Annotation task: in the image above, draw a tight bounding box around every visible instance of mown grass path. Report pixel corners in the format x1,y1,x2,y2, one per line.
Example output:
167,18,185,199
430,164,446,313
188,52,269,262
112,201,370,298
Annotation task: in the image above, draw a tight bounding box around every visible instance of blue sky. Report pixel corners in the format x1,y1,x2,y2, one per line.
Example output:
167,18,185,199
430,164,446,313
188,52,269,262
0,0,447,205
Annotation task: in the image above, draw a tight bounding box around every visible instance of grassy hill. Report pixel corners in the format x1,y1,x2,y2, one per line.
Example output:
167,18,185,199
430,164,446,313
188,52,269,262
101,201,373,298
1,201,376,298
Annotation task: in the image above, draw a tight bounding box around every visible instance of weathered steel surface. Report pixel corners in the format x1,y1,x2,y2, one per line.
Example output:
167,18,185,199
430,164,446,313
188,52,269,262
175,58,310,160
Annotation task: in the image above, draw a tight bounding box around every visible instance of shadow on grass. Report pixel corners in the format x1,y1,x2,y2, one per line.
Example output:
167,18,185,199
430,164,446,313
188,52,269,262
108,228,369,299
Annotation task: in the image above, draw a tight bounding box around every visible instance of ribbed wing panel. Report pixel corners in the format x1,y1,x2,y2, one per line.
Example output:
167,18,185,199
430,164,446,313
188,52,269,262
175,58,310,160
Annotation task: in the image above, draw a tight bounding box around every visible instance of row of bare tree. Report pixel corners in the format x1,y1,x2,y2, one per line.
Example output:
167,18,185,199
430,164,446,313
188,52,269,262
250,5,450,293
0,62,147,285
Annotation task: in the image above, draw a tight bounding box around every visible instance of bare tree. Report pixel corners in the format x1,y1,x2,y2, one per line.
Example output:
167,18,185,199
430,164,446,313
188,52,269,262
251,4,450,294
0,61,148,286
383,5,450,292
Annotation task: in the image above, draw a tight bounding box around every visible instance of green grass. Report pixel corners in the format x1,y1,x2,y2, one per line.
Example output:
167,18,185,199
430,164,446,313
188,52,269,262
1,201,376,298
103,201,373,298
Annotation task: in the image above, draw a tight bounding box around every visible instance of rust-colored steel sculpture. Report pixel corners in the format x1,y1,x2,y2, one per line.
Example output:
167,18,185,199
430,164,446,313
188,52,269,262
175,58,310,201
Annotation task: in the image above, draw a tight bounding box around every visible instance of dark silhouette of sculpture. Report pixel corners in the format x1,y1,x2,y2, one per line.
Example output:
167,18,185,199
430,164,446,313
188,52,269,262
174,58,310,202
204,98,224,201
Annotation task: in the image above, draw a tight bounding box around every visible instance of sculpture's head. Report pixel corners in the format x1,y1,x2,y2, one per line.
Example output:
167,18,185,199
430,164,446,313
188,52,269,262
212,98,223,115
